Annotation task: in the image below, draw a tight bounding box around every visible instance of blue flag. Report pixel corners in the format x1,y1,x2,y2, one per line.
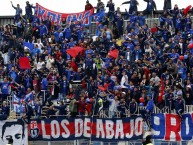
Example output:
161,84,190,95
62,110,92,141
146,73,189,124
23,42,34,52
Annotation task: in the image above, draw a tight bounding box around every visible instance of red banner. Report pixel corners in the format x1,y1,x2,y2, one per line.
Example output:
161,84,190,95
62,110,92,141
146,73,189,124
36,3,94,24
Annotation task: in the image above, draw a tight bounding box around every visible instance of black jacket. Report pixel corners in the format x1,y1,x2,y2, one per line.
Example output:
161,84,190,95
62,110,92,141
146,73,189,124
163,0,172,11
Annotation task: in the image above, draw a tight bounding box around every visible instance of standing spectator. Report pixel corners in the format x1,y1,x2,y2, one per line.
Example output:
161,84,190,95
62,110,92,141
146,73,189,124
174,93,185,121
107,95,118,118
0,78,11,101
85,0,94,11
140,94,154,130
150,72,160,103
68,95,78,117
78,96,86,116
118,98,128,118
24,23,33,42
44,16,52,33
106,0,115,22
143,0,157,15
163,0,172,11
11,1,22,24
22,101,34,124
129,97,138,116
122,0,138,15
39,22,48,38
25,1,33,20
96,0,105,13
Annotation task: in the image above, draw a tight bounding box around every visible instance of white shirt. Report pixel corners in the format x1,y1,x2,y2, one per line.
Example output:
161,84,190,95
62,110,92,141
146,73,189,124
46,58,55,69
37,61,45,70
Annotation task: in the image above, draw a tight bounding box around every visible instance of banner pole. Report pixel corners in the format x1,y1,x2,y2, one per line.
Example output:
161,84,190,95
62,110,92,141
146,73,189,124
48,141,51,145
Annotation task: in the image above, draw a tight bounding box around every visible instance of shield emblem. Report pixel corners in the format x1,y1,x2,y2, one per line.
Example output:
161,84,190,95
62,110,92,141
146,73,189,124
30,128,39,139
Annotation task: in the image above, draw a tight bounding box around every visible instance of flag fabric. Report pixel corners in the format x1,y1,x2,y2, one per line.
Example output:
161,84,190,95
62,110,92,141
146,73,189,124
13,94,21,113
23,42,34,52
66,46,84,58
92,10,105,22
183,5,192,16
116,39,123,46
36,3,94,25
19,57,31,69
98,83,110,91
151,27,158,33
108,49,119,59
24,92,34,103
158,78,164,103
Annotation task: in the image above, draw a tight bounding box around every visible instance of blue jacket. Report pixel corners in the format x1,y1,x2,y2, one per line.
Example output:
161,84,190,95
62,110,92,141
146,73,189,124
39,25,48,37
146,99,154,112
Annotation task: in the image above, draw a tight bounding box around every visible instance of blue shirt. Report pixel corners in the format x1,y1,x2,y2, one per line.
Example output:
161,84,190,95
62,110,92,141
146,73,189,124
41,78,48,90
1,83,10,94
146,99,154,112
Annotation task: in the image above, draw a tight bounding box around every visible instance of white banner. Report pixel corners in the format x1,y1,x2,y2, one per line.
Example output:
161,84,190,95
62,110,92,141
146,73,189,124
0,119,28,145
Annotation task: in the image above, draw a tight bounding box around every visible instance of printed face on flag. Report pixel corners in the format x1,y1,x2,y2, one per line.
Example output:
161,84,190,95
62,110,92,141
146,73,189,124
2,124,23,145
0,120,27,145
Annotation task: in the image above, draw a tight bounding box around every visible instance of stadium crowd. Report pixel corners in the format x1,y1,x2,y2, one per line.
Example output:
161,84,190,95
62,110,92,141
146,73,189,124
0,0,192,127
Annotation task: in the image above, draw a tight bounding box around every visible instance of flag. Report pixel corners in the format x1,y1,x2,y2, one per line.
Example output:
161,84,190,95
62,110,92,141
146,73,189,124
13,94,21,113
116,39,123,46
66,46,84,58
24,92,34,103
19,57,31,69
183,5,192,16
23,42,34,52
108,49,119,59
151,27,158,33
98,83,110,91
92,10,105,22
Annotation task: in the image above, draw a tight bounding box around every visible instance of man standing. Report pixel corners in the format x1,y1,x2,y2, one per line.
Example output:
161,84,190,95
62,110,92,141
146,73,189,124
174,93,185,121
96,0,105,13
106,0,115,22
129,97,138,116
143,0,157,15
25,1,33,20
140,94,154,130
85,0,94,11
163,0,172,11
11,1,22,24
